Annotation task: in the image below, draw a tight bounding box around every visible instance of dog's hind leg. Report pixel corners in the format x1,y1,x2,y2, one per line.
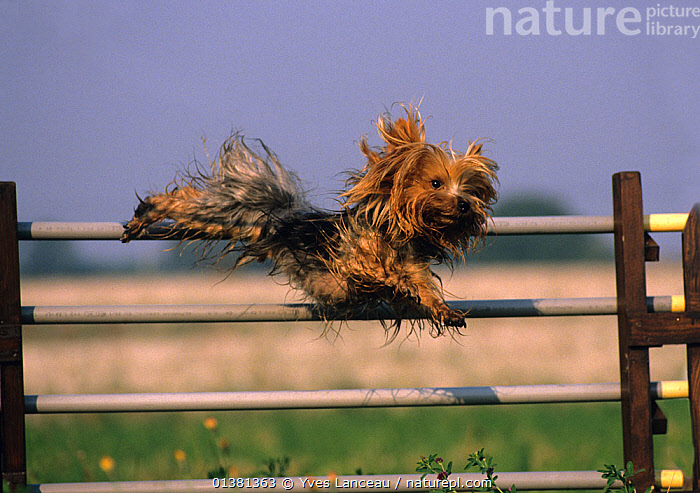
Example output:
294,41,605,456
121,186,203,242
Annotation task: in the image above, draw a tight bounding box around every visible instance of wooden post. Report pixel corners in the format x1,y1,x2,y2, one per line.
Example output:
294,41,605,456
0,182,27,491
613,172,654,491
684,205,700,493
614,171,700,492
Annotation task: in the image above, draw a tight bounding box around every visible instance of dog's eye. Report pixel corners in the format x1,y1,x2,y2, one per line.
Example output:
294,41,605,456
430,179,442,189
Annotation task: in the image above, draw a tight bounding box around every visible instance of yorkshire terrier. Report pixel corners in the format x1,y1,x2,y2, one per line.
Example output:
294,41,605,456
121,105,498,336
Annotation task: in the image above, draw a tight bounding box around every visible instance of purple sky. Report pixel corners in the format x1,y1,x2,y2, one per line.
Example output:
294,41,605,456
2,1,698,263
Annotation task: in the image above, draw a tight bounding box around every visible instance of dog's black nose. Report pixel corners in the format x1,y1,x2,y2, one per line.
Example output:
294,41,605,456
458,200,470,214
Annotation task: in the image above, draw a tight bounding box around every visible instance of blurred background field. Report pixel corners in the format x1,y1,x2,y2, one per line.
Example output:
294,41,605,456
20,261,692,484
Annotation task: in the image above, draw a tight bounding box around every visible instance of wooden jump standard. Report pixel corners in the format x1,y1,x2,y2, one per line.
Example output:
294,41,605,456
613,171,699,493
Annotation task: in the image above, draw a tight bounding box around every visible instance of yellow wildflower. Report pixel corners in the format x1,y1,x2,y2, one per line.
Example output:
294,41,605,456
98,456,115,473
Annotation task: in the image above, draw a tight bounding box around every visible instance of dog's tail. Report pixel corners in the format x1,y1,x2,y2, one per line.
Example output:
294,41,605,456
121,134,309,266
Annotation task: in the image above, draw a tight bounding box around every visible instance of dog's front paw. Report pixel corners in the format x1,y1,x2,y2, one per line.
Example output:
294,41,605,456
396,278,421,304
436,306,466,329
442,310,467,327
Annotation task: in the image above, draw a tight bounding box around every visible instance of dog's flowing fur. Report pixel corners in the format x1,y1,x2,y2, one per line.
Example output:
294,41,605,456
121,106,498,337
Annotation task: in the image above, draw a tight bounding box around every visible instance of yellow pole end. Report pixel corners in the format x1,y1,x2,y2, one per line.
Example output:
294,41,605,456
657,381,689,399
645,213,689,232
671,295,686,313
658,469,684,489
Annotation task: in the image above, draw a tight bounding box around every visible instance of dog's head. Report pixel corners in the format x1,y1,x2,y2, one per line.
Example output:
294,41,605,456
343,105,498,257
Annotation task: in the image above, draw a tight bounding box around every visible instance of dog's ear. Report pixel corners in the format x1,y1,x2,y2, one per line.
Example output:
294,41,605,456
466,141,483,156
376,106,425,149
359,137,382,166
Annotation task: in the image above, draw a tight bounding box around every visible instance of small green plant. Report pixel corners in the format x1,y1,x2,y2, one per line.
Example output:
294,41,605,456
203,417,231,479
419,450,651,493
416,454,455,493
261,456,290,477
464,448,515,493
207,465,227,480
417,449,514,493
599,461,652,493
417,454,452,480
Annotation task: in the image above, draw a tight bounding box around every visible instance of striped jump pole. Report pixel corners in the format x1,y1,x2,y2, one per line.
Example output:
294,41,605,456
16,213,689,240
24,381,689,414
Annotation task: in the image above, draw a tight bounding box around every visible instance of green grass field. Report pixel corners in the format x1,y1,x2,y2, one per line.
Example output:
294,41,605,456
26,400,692,485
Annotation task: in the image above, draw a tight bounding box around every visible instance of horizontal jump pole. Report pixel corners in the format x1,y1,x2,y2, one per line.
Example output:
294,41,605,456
20,295,684,325
26,470,686,492
16,213,689,240
24,381,689,414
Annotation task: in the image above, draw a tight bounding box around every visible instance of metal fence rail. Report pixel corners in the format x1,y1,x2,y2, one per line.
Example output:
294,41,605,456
16,213,689,240
20,295,685,325
24,381,689,414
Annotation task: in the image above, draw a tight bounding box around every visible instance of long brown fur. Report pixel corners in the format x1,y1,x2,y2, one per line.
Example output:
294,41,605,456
121,105,498,338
